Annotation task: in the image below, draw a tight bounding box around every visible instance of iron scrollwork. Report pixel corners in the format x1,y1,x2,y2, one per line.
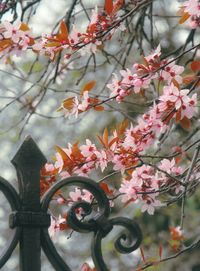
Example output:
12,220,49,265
41,176,143,271
0,136,142,271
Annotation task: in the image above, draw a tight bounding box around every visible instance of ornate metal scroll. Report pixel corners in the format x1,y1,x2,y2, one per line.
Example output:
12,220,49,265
0,136,142,271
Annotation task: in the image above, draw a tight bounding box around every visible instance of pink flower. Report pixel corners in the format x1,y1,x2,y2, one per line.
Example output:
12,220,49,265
107,73,122,98
77,91,90,112
44,163,55,172
95,150,108,172
119,179,138,203
159,158,183,175
161,61,184,84
123,125,137,150
113,154,128,173
141,197,163,215
48,215,66,238
189,16,200,28
120,68,134,85
80,139,97,157
59,171,71,179
69,188,93,203
62,97,79,118
159,84,189,110
181,93,197,119
184,0,200,17
69,25,81,44
54,152,64,173
3,21,22,43
158,84,197,120
74,162,94,176
69,187,82,202
145,44,161,62
159,158,176,174
90,6,98,25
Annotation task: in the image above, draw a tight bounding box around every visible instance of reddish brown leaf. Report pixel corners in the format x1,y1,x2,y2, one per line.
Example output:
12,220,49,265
55,145,72,163
93,105,104,111
71,141,84,161
159,245,163,260
59,20,69,41
123,198,134,207
80,80,96,95
191,60,200,73
164,111,175,124
108,137,118,148
116,119,129,137
140,247,146,263
179,12,190,24
97,135,105,148
113,0,124,13
0,39,13,51
172,79,180,89
103,128,109,147
99,182,114,195
19,22,30,31
179,117,191,129
62,97,75,110
175,109,182,122
104,0,113,15
46,41,62,47
183,74,198,84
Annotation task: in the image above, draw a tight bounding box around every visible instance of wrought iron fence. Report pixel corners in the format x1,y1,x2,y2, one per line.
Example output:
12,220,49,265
0,136,142,271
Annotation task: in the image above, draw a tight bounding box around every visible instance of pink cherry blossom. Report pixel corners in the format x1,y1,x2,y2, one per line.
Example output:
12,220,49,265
161,61,184,84
184,0,200,17
3,21,22,43
69,188,93,204
44,163,55,172
119,179,138,203
80,139,97,157
141,197,163,215
74,162,94,177
145,44,161,62
77,91,90,112
54,152,64,173
107,73,122,98
94,150,108,172
49,215,66,238
158,84,197,120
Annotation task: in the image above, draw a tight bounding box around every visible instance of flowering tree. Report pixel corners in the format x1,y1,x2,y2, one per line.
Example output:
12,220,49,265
0,0,200,270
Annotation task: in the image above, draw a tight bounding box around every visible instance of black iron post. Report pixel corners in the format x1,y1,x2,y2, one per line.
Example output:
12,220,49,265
10,136,48,271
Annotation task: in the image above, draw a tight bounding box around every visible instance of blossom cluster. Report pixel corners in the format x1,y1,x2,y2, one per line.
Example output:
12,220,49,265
0,0,198,62
40,44,198,220
119,159,184,215
0,21,34,59
0,0,15,11
40,86,196,216
32,1,125,60
180,0,200,28
58,90,104,118
58,45,197,131
107,45,184,102
0,1,125,61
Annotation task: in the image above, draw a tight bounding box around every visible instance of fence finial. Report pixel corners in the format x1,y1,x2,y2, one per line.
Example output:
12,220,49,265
11,135,47,169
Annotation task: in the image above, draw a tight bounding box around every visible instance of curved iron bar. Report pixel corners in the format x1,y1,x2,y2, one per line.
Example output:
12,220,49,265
41,176,142,271
0,176,21,269
41,176,110,271
92,217,142,271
